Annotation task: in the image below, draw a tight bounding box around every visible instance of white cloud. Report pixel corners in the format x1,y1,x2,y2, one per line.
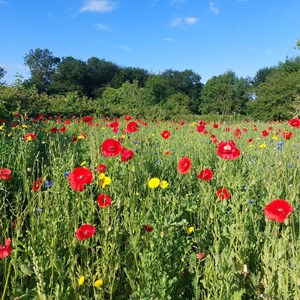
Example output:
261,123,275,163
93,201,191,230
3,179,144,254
171,17,198,27
164,37,173,42
96,23,112,31
184,17,198,25
119,45,131,51
80,0,117,13
209,2,220,14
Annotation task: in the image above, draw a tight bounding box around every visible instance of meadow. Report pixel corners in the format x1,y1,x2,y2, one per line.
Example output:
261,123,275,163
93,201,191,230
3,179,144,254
0,114,300,300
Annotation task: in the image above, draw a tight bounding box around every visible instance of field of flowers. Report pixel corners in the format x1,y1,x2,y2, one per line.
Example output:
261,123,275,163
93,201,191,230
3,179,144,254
1,114,300,300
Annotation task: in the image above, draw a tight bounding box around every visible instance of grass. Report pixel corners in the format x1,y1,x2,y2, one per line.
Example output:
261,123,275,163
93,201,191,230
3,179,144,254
0,115,300,299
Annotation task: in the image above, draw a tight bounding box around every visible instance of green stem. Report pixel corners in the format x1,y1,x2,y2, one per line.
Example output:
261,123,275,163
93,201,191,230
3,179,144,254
2,260,11,300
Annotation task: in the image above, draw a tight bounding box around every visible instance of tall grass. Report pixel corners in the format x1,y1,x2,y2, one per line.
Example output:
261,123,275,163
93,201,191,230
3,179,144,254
0,116,299,299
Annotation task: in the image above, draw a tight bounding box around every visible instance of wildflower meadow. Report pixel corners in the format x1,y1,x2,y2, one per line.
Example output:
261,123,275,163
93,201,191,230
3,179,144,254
1,114,300,299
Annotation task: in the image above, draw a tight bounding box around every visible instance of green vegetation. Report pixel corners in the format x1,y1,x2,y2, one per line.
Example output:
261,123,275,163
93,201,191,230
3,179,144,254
1,48,300,121
1,116,300,299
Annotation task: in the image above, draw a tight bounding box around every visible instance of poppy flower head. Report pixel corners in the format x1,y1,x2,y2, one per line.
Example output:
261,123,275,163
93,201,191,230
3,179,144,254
282,131,293,139
161,130,171,139
101,139,122,157
288,118,300,128
120,148,135,162
198,168,213,181
0,168,12,180
68,167,93,192
216,187,230,200
217,140,240,160
178,157,192,174
97,194,112,208
126,121,139,133
82,116,94,123
33,178,43,192
0,238,12,259
97,164,107,173
142,225,154,232
76,224,96,241
264,199,294,223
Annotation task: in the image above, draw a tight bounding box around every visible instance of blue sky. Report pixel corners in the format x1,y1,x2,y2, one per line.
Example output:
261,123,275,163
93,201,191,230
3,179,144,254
1,0,299,84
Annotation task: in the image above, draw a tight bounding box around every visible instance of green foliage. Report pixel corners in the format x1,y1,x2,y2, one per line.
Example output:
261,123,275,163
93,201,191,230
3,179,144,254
0,66,6,83
24,48,60,93
199,70,250,115
1,117,300,299
249,58,300,121
98,81,147,117
48,91,96,116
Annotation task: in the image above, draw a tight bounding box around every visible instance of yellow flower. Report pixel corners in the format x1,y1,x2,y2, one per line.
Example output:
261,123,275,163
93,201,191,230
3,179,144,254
21,124,29,129
0,124,5,131
99,173,111,188
78,276,85,286
77,135,85,139
271,135,278,141
94,279,103,288
161,180,169,189
148,177,160,188
7,132,12,137
80,161,87,166
259,143,267,149
187,226,195,234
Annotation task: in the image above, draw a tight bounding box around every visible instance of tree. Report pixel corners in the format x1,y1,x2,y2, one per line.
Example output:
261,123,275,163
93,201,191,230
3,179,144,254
248,58,300,121
249,70,300,121
144,74,175,105
161,69,203,113
252,66,276,87
199,71,250,115
86,57,120,98
24,48,60,93
0,66,6,83
49,56,88,96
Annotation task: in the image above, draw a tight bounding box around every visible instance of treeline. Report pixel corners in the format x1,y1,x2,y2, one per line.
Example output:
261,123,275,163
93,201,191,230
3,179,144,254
0,48,300,121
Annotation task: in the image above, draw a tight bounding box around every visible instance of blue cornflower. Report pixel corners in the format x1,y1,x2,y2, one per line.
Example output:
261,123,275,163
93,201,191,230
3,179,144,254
45,180,54,188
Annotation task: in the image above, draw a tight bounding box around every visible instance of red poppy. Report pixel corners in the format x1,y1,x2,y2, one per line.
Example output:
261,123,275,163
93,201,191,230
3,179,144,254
216,187,230,200
217,140,240,160
33,178,43,192
177,157,192,174
24,132,37,141
233,128,242,139
101,139,122,157
50,127,58,134
126,121,139,133
108,121,119,133
197,125,208,134
198,168,213,180
264,199,294,223
120,148,135,162
161,130,171,139
0,238,12,259
143,225,154,232
0,168,12,180
97,194,112,208
196,252,204,260
68,167,93,192
261,130,269,138
82,116,94,123
282,131,293,139
76,224,96,241
213,122,219,129
124,115,133,121
165,151,171,156
59,126,67,133
97,164,107,173
288,118,300,128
